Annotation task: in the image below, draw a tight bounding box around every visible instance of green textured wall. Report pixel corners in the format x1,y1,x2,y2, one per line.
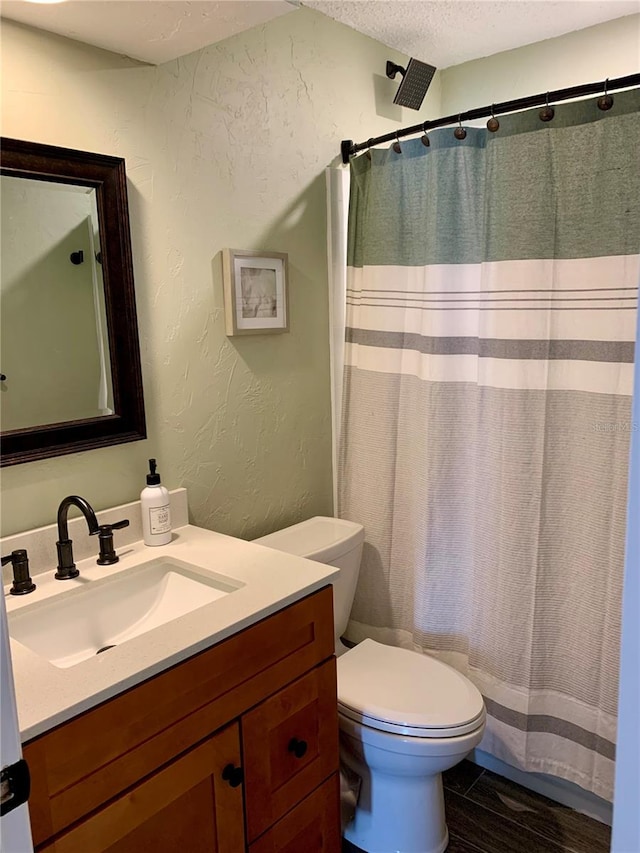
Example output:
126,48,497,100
0,8,433,537
440,15,639,112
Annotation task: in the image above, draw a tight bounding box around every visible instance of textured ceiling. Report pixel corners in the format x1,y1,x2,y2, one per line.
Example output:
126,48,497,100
303,0,640,68
0,0,638,66
0,0,295,64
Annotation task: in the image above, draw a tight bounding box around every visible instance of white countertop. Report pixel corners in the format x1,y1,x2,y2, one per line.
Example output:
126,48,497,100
4,524,338,741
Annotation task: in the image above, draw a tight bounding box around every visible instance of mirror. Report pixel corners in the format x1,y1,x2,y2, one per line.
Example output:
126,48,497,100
2,175,114,430
0,138,146,465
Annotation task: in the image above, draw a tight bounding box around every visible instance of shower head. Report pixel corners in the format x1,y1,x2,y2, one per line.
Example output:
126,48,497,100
386,58,437,111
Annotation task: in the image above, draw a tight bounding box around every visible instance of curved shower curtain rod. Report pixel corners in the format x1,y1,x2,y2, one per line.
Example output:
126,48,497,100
340,72,640,163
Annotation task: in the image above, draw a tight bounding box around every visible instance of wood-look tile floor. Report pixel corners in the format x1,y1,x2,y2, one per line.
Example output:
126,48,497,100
342,761,611,853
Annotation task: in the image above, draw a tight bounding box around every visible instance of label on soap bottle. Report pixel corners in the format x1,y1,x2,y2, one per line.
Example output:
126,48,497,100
149,505,171,534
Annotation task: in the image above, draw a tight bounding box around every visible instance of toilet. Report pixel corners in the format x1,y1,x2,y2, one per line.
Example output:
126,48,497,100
254,517,486,853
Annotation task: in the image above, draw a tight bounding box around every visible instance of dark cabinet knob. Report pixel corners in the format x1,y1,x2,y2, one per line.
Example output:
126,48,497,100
221,763,243,788
288,737,308,759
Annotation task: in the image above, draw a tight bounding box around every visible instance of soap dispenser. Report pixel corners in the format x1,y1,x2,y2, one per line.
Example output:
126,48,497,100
141,458,172,546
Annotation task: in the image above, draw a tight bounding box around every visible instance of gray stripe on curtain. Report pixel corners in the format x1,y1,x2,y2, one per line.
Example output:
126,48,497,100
345,328,635,363
348,287,638,295
346,301,636,312
483,698,616,760
346,293,637,304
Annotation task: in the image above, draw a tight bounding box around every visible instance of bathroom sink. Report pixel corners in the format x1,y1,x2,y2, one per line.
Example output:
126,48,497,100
8,557,244,669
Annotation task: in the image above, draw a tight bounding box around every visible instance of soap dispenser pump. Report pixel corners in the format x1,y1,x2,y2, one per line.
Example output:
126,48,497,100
141,458,172,546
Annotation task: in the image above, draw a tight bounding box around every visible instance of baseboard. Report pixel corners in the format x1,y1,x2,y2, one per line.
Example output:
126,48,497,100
470,749,613,827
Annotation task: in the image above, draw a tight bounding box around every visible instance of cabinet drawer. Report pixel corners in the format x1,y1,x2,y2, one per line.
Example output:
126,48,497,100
242,658,339,842
37,724,244,853
26,586,334,847
249,774,341,853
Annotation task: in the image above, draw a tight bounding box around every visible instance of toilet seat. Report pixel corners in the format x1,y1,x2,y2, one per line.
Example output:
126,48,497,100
337,639,486,738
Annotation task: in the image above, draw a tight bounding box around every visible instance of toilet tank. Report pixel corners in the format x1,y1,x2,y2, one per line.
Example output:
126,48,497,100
253,517,364,651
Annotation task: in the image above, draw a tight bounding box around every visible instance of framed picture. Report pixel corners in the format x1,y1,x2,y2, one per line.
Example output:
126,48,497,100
222,249,289,336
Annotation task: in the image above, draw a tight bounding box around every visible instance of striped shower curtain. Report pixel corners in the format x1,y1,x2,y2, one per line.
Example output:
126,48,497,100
339,90,640,801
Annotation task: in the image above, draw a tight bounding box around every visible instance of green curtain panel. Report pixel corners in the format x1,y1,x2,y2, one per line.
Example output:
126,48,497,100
339,89,640,801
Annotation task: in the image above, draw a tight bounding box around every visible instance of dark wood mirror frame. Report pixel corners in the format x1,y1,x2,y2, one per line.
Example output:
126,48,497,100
0,138,146,466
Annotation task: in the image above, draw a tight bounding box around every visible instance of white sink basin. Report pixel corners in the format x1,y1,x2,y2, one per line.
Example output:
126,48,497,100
8,557,244,669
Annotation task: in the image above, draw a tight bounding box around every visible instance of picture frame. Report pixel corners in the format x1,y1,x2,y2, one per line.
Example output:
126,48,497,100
222,249,289,336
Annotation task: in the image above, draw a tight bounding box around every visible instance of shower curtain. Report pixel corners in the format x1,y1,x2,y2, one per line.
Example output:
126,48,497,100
339,89,640,801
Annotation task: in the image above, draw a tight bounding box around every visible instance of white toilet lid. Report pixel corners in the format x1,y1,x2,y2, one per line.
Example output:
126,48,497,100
337,639,485,738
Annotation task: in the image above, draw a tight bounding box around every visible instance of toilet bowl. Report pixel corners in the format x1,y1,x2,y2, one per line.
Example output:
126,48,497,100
337,637,485,853
254,517,486,853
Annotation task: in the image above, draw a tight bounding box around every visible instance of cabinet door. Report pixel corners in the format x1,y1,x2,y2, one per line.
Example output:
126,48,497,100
249,774,341,853
242,658,339,842
37,724,244,853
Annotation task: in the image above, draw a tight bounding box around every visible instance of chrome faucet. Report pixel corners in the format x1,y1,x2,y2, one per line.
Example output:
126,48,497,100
55,495,100,580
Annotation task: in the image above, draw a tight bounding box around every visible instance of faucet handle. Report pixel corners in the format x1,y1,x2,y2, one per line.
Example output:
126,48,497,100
2,549,36,595
96,519,130,566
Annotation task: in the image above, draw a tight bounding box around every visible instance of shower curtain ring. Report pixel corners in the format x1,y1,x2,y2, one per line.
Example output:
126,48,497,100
421,121,430,147
366,137,374,160
597,78,614,111
454,115,467,140
487,104,500,133
393,132,403,154
539,92,555,122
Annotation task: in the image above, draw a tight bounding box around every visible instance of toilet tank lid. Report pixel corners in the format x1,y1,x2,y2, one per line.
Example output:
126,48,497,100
254,516,364,563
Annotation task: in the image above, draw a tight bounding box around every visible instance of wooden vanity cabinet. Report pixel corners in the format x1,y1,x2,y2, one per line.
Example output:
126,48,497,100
24,586,340,853
37,724,245,853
